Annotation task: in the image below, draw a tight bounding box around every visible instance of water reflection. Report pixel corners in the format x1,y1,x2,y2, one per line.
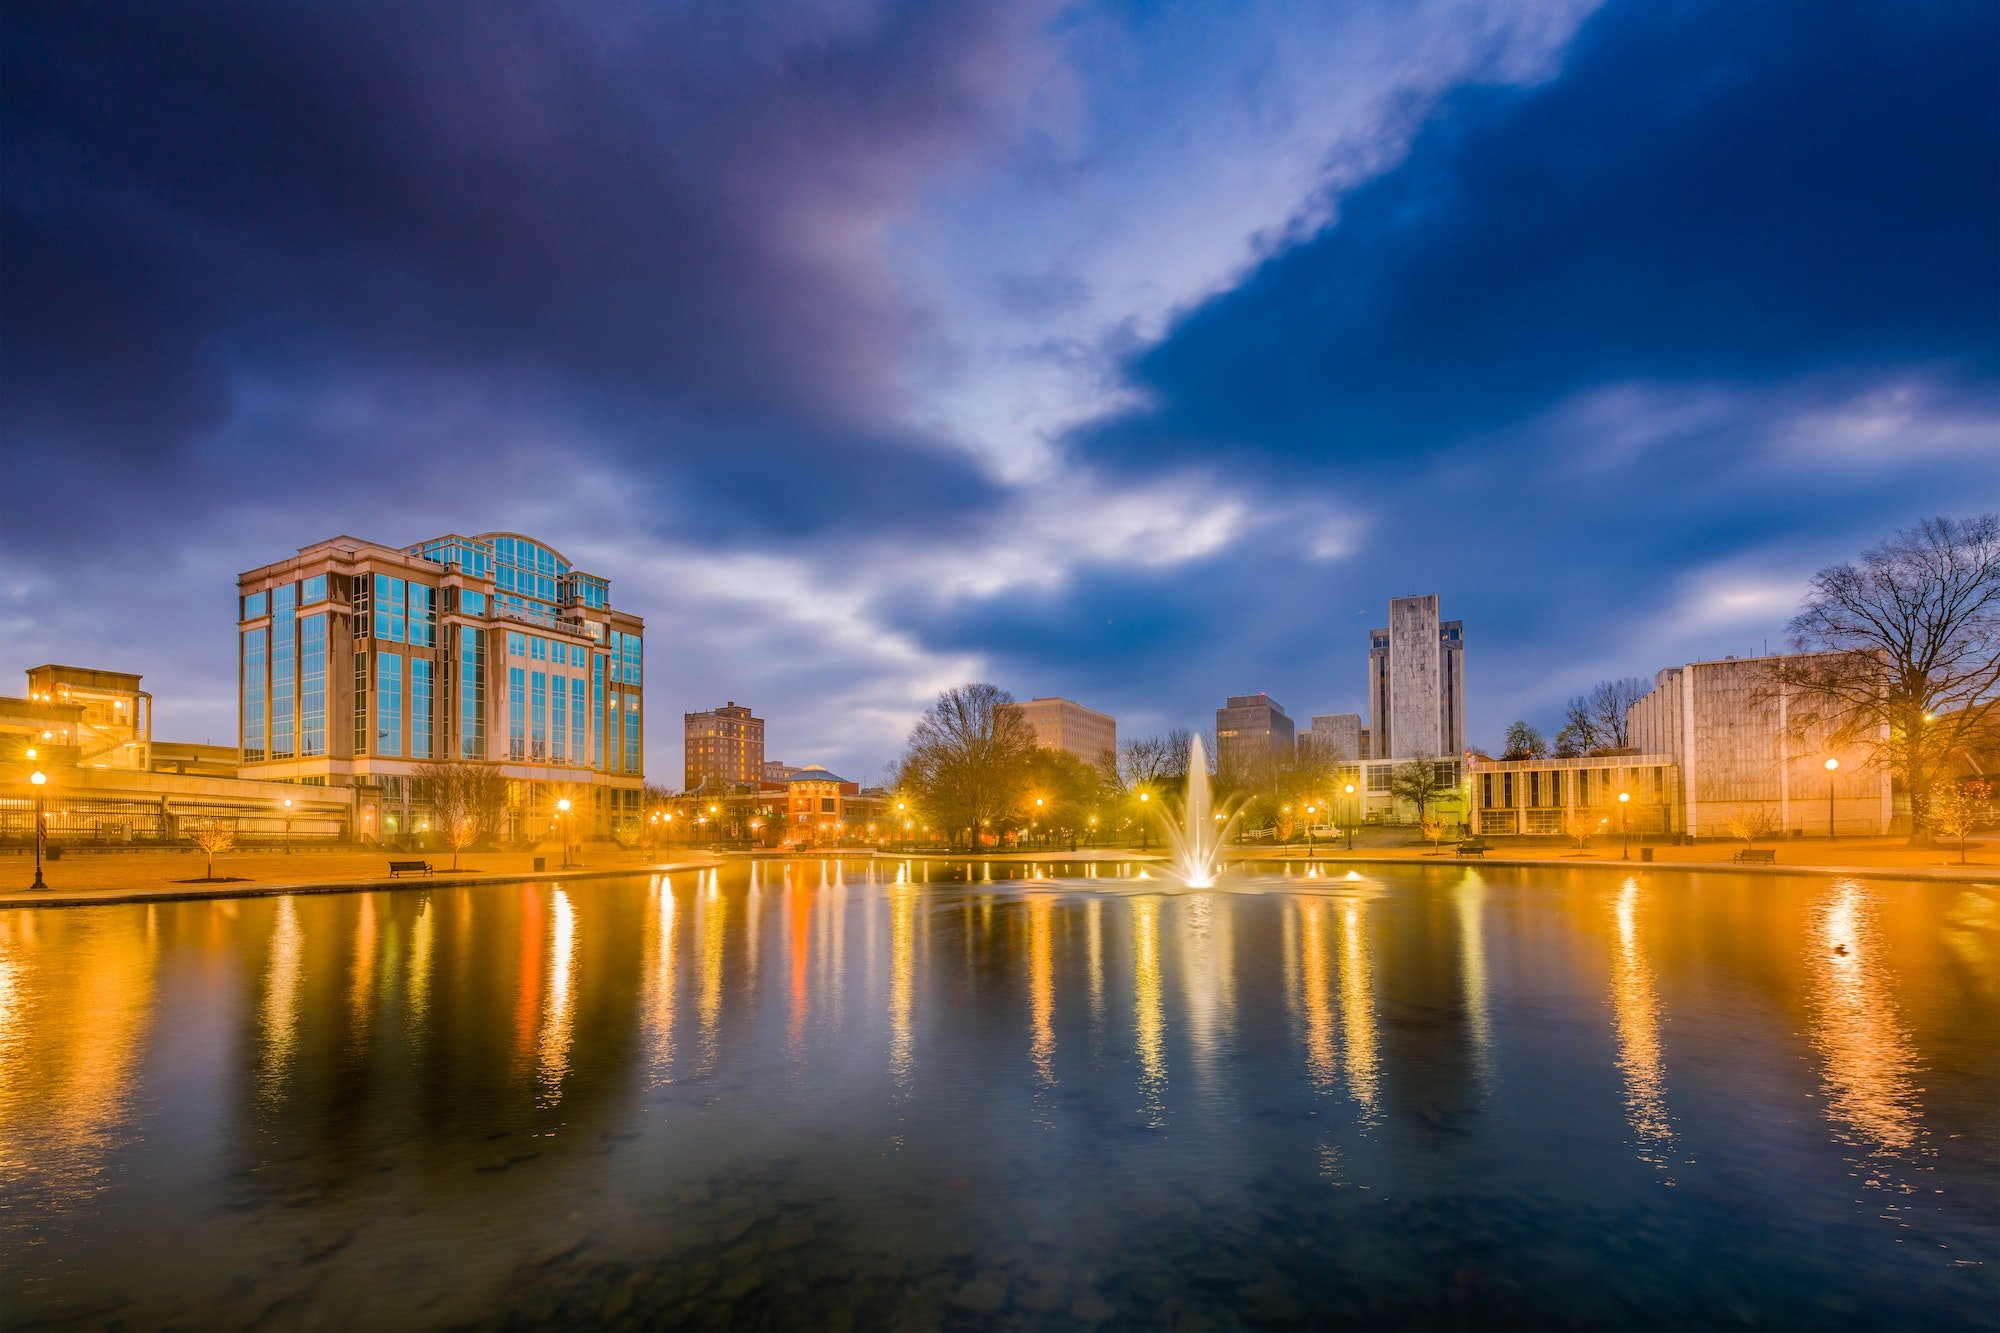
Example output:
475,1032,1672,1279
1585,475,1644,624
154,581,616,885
1132,896,1167,1127
1296,899,1337,1094
1336,898,1380,1121
1609,877,1675,1174
258,897,302,1107
537,889,577,1105
889,879,915,1093
643,876,679,1082
1455,872,1493,1087
1808,881,1925,1179
1029,894,1056,1097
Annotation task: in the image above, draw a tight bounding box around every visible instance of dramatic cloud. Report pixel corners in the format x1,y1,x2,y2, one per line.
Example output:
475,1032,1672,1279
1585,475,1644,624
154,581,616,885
1,0,1994,775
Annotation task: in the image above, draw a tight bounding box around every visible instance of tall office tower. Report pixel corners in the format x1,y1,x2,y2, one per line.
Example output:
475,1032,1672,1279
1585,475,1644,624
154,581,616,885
1214,693,1295,773
684,701,765,792
1367,595,1465,760
238,532,646,838
999,696,1117,766
1306,713,1363,761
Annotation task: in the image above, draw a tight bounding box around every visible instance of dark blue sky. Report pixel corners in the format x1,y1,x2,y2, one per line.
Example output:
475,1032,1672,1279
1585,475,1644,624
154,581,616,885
3,0,1996,780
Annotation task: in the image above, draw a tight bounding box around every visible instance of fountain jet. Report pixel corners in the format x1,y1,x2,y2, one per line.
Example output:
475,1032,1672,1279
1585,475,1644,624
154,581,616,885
1157,734,1244,887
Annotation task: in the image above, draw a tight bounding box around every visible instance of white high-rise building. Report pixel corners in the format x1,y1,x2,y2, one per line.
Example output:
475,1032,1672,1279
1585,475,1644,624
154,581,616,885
1367,594,1464,760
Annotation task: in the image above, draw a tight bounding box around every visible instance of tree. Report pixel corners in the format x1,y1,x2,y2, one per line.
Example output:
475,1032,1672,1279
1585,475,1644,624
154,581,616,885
1419,816,1448,852
1389,760,1453,825
1554,678,1650,756
1927,779,1991,864
1020,747,1106,848
187,818,237,880
1722,803,1779,852
1561,806,1602,853
1501,721,1549,760
1777,516,2000,845
896,683,1038,849
415,760,491,869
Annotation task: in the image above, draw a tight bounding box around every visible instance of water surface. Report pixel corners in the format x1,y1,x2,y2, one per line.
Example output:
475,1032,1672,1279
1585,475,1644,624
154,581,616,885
1,861,1994,1329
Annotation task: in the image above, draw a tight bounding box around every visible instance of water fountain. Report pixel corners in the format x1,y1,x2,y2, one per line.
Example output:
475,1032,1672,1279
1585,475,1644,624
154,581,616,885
1157,734,1245,887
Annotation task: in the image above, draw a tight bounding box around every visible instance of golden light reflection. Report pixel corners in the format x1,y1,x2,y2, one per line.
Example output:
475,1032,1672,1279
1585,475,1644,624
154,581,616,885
408,896,434,1041
1809,881,1925,1172
643,876,679,1080
699,870,726,1074
788,873,815,1056
1177,894,1235,1081
1029,894,1056,1090
1297,899,1336,1093
889,880,915,1091
1336,898,1379,1119
1133,897,1167,1127
348,893,378,1052
536,888,577,1105
1610,878,1674,1172
257,897,302,1107
1455,872,1492,1087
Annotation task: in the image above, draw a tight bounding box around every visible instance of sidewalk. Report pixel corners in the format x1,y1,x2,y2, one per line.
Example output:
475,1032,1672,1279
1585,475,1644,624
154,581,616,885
0,844,723,910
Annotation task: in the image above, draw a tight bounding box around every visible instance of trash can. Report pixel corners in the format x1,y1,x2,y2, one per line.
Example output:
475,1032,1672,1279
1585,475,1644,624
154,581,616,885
46,846,62,861
1639,847,1653,863
532,856,546,872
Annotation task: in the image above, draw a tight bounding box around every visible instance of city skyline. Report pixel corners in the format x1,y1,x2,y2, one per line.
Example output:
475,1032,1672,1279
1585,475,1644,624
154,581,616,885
3,0,1995,784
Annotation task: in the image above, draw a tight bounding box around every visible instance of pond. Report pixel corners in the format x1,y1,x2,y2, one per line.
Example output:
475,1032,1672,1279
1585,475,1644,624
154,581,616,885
1,861,1994,1329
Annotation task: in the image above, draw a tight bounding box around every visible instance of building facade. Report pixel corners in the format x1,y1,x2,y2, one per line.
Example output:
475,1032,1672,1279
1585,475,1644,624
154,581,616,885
684,702,765,792
1001,696,1117,767
1215,694,1295,773
1367,595,1465,760
1470,754,1679,837
237,532,645,839
1305,713,1363,761
1626,653,1894,838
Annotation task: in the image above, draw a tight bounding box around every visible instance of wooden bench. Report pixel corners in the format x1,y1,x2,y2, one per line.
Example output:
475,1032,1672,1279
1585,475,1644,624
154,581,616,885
1456,840,1490,858
1732,848,1776,864
387,859,435,878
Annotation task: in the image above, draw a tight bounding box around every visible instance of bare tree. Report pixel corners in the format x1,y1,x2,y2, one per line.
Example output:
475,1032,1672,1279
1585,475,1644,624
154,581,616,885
1389,760,1451,825
1561,806,1601,853
1419,816,1448,853
1777,515,2000,844
1927,779,1991,865
1722,803,1779,853
896,683,1037,849
415,760,489,870
1553,678,1650,756
186,818,237,881
1502,720,1549,760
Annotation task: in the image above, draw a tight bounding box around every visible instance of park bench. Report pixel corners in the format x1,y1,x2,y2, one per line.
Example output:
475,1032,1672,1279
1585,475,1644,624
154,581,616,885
1732,848,1776,864
387,859,435,878
1456,840,1490,858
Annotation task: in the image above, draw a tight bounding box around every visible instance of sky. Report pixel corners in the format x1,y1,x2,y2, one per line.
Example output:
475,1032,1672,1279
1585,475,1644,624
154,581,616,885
3,0,1996,783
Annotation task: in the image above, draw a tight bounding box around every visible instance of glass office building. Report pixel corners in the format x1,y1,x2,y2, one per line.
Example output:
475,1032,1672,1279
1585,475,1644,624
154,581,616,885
238,532,645,839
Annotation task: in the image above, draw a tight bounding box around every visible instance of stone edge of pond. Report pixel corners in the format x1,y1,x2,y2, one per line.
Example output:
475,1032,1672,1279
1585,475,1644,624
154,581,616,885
1233,854,2000,886
0,858,728,911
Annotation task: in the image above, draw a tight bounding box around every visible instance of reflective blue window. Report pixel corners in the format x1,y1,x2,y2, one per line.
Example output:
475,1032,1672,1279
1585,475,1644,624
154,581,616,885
374,574,406,643
460,626,485,760
410,657,433,759
241,628,267,761
270,584,296,758
551,676,568,762
459,590,487,616
530,671,548,761
241,590,268,619
569,675,586,765
508,667,526,761
300,615,327,756
593,656,606,769
377,652,403,756
623,696,641,775
301,575,327,606
408,583,436,648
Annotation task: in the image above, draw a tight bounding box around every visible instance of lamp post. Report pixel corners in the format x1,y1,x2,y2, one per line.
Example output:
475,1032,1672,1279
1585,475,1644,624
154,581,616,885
1138,789,1150,851
1824,757,1839,841
1034,797,1044,849
29,769,48,891
1618,790,1631,861
1304,803,1316,853
1089,814,1098,849
556,797,572,869
282,797,293,855
897,801,906,853
1344,783,1356,852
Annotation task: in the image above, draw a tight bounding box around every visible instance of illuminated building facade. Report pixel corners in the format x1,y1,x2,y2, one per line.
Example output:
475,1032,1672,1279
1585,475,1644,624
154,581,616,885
1000,696,1117,767
1215,693,1294,773
237,532,645,838
1367,595,1465,760
684,702,765,792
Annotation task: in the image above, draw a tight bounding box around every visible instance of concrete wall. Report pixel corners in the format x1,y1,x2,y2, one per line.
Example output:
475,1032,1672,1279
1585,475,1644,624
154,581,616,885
1386,595,1443,759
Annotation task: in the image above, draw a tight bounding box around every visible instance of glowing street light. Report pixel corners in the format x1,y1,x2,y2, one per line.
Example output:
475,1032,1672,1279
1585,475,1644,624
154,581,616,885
29,769,48,891
1824,756,1840,840
1344,782,1357,851
1618,790,1631,860
556,796,573,869
282,796,293,856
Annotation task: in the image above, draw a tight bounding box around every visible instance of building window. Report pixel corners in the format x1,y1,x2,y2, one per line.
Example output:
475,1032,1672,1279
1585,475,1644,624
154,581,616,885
301,575,327,606
624,696,641,775
377,652,403,756
241,627,267,762
374,574,406,643
570,674,586,765
460,626,485,760
300,614,328,757
269,583,296,758
409,583,436,648
508,666,526,761
551,676,568,762
354,652,370,754
241,590,268,619
531,671,548,760
410,657,433,759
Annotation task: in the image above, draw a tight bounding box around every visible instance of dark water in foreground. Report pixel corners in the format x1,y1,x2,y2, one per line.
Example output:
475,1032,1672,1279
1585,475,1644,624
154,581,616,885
1,860,1995,1330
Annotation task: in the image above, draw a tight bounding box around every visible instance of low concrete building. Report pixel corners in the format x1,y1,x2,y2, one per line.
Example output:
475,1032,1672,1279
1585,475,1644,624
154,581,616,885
1470,754,1679,838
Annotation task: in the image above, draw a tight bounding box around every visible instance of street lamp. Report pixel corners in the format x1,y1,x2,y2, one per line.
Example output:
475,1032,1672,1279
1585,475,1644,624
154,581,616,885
897,800,906,853
1824,757,1839,840
1089,814,1098,848
29,769,48,891
556,797,573,869
1304,803,1316,853
1138,789,1150,851
1618,790,1631,860
1034,796,1044,849
282,796,293,855
1344,783,1356,851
